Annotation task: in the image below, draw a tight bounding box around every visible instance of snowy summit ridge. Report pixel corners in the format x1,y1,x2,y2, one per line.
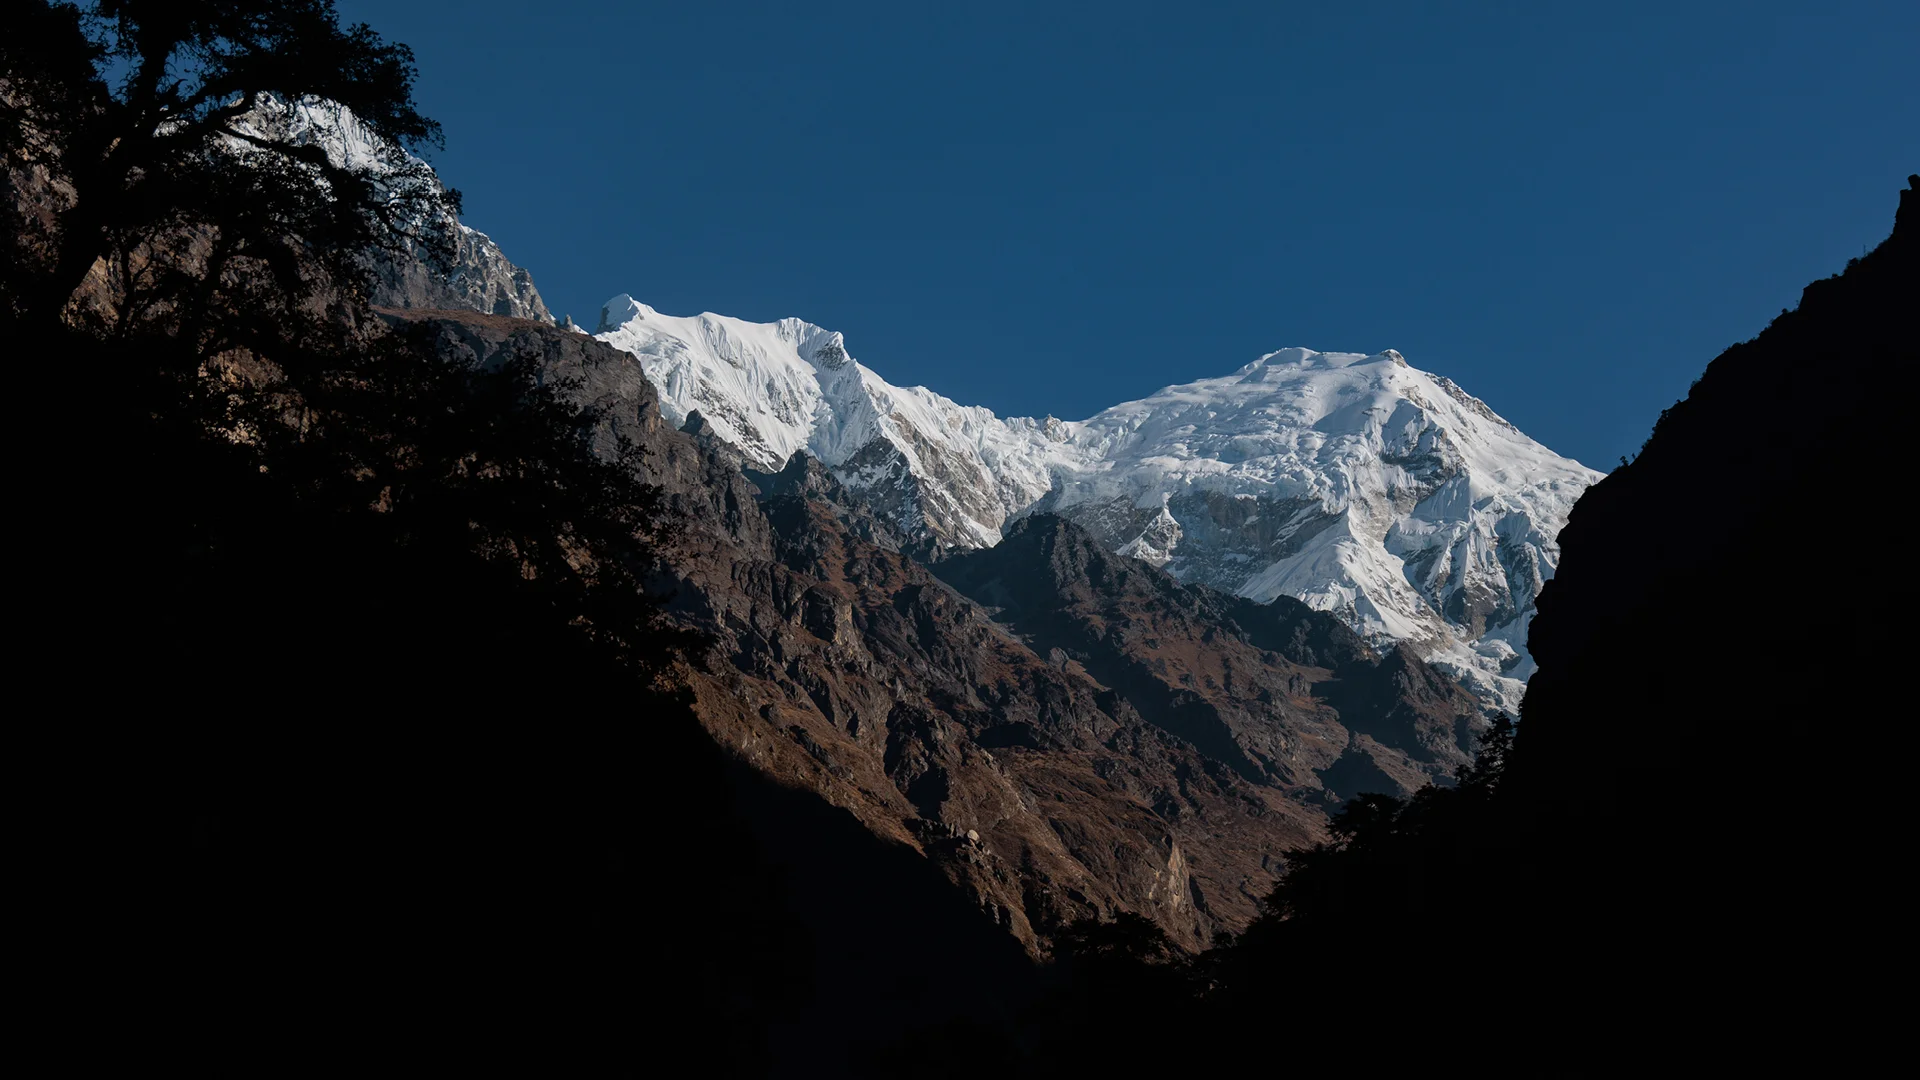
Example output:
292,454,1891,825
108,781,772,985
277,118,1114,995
595,294,1066,549
595,298,1602,713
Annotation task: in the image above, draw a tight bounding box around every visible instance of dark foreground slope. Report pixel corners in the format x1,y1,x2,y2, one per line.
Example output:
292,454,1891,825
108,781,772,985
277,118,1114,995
1507,175,1917,1039
1090,176,1920,1070
1523,178,1914,798
387,309,1491,956
35,313,1040,1077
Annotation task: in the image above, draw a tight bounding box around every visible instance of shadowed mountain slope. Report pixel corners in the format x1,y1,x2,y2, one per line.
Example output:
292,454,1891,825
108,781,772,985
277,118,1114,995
934,515,1483,799
380,306,1490,955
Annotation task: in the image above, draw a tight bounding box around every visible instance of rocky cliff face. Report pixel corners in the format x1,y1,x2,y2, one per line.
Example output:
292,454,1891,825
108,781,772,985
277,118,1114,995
366,223,553,323
387,307,1489,953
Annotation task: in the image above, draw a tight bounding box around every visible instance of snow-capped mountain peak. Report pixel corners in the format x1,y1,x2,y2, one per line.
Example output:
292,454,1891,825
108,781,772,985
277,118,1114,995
596,293,651,330
593,298,1601,711
595,298,1064,549
1028,345,1601,709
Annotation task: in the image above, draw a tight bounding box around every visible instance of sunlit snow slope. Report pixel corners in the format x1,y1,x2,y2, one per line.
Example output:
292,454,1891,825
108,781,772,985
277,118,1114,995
1038,347,1601,711
594,295,1070,549
595,298,1600,712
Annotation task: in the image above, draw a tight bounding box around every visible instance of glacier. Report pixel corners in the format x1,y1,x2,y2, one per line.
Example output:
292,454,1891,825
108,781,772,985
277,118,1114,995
594,298,1602,713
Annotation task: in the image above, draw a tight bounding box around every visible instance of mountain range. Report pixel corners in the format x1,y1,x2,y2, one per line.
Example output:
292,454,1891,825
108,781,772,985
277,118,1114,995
22,11,1910,1068
587,294,1599,713
271,95,1596,716
319,98,1600,945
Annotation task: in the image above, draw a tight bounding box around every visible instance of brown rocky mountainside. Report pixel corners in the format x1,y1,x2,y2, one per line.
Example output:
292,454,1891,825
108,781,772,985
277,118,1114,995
935,517,1484,800
385,307,1488,952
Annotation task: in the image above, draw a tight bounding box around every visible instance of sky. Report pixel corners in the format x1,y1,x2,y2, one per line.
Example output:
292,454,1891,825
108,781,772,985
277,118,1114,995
336,1,1916,469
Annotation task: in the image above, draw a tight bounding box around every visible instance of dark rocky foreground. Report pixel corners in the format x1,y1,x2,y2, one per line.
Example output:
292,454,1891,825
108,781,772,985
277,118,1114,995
1498,177,1918,1004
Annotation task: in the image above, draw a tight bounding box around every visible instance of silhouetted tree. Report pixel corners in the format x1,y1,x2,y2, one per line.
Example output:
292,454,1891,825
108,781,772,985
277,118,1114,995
5,0,693,679
3,0,449,333
4,4,803,1072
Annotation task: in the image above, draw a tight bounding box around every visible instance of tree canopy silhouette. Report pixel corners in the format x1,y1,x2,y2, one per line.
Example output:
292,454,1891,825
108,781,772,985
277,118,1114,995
4,2,800,1070
4,0,698,680
3,0,450,334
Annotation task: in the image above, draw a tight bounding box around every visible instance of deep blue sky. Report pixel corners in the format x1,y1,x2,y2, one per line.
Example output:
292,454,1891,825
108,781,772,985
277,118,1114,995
338,1,1915,468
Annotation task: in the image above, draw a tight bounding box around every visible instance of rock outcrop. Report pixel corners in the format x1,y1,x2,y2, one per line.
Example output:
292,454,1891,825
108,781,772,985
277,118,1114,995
936,516,1483,799
367,223,553,323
